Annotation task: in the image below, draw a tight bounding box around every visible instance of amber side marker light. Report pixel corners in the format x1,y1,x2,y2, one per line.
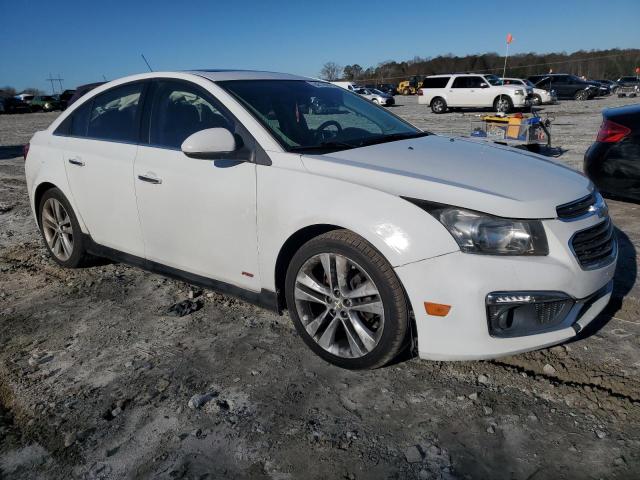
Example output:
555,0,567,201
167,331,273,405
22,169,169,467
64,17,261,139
424,302,451,317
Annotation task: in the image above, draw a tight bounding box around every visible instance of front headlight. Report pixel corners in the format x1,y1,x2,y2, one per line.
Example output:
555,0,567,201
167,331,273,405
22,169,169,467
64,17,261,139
404,198,549,255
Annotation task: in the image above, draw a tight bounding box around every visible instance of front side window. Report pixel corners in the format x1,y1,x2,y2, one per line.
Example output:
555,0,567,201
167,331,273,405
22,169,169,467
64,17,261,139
484,75,502,86
86,83,143,142
148,80,234,149
219,80,422,153
469,76,488,88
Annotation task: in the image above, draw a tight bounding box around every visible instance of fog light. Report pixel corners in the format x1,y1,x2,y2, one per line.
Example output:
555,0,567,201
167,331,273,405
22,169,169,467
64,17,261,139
486,292,574,338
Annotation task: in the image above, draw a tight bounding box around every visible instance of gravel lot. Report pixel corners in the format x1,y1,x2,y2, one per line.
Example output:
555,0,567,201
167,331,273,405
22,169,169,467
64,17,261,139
0,96,639,480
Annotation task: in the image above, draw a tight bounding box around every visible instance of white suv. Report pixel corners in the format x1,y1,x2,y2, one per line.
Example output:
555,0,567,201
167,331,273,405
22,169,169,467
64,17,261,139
419,74,531,113
25,70,616,369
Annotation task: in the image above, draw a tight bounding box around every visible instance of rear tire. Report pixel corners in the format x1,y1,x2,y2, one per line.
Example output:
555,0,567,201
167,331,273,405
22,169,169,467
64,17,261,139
285,230,409,370
38,188,92,268
431,97,447,114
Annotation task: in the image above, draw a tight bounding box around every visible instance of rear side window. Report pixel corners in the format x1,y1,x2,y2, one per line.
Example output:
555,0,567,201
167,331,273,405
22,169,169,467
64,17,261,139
422,77,450,88
70,101,91,137
147,80,234,150
86,83,144,143
54,100,91,137
451,77,470,88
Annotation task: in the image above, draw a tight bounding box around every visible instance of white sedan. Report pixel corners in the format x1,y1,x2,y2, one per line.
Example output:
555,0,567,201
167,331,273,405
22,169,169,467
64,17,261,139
503,77,557,105
25,70,616,369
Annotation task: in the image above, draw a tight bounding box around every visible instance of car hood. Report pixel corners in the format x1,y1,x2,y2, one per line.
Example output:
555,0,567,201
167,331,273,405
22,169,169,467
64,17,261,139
300,135,591,219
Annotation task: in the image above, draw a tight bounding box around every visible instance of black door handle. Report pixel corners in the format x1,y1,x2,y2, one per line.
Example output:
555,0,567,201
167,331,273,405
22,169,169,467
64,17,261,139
137,174,162,184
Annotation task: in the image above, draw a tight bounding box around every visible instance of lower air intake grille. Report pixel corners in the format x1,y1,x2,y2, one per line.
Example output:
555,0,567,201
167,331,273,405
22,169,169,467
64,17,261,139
571,219,616,269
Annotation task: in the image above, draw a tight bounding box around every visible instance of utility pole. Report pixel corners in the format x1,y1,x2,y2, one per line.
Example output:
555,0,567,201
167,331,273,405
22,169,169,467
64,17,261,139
45,73,64,94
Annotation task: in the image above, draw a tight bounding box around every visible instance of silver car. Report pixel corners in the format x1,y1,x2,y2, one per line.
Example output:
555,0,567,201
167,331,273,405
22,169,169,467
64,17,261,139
354,88,395,106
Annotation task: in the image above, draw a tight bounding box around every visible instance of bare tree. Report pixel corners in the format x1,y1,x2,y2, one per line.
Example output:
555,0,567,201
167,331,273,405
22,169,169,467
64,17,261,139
22,87,45,96
0,86,17,98
319,62,342,81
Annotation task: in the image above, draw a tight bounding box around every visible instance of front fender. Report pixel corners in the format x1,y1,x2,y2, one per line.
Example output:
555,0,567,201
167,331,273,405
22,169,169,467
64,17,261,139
256,153,459,291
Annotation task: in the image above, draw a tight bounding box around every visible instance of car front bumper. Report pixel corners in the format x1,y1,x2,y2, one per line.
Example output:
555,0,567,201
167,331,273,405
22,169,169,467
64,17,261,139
513,95,529,107
394,215,617,360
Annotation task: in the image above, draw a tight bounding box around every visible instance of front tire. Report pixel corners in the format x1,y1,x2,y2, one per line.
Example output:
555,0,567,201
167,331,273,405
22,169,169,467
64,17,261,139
532,94,542,105
38,188,91,268
494,95,513,113
285,230,409,369
574,89,589,101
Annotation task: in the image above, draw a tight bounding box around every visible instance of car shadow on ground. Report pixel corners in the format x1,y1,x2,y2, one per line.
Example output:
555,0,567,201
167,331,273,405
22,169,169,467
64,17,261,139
0,145,24,160
573,226,636,341
531,145,567,158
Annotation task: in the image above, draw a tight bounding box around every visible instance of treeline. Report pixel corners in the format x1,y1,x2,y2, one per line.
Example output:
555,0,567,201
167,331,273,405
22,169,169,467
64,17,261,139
0,86,44,97
338,49,640,83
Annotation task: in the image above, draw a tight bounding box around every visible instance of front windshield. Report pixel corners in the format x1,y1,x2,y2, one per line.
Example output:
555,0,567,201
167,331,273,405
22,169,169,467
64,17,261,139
485,75,502,86
523,79,535,88
370,89,385,95
218,80,423,153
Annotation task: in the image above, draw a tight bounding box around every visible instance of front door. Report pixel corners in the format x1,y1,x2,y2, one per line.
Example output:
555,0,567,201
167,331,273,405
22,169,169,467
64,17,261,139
133,79,260,291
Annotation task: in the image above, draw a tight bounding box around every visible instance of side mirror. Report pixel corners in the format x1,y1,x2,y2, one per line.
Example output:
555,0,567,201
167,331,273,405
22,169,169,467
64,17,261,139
181,128,237,159
480,83,489,88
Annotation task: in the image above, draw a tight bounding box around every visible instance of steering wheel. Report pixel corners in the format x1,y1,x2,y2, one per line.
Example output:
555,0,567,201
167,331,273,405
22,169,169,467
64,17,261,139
315,120,342,141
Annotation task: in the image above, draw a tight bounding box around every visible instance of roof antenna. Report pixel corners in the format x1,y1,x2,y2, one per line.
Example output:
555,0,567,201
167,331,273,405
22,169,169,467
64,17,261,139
141,54,153,72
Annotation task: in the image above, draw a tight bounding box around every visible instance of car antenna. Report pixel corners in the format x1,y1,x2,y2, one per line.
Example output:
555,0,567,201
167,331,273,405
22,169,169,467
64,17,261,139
141,54,154,72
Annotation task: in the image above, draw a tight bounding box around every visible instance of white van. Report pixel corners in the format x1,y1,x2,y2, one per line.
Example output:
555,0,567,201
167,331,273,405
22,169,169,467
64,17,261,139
331,81,360,92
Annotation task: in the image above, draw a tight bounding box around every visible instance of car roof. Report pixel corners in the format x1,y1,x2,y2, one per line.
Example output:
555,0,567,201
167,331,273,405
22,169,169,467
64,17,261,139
189,69,312,82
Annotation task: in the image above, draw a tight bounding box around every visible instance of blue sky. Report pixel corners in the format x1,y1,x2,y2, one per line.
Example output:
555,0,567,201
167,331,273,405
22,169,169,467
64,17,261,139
1,0,638,92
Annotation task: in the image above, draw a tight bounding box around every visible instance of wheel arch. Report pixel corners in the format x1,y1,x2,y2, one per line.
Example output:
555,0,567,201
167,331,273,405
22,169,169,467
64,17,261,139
274,223,343,311
430,96,445,107
33,181,57,227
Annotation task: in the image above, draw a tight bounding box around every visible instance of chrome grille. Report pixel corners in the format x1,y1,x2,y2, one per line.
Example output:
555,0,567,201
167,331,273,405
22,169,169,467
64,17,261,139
556,192,596,220
571,218,616,269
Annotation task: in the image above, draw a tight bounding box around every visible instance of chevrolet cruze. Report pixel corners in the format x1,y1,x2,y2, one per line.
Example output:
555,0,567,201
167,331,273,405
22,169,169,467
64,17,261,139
25,70,617,369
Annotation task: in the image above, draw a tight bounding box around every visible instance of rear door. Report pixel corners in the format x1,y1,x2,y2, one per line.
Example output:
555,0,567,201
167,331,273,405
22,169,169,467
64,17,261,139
449,77,471,106
133,79,260,290
550,76,570,98
62,81,147,256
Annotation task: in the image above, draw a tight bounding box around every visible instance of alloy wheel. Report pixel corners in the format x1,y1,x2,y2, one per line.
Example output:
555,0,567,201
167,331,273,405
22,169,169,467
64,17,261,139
42,198,74,261
293,253,385,358
496,98,510,112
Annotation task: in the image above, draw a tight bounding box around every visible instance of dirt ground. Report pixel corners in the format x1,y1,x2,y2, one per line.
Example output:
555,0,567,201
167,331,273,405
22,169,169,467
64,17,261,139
0,95,639,480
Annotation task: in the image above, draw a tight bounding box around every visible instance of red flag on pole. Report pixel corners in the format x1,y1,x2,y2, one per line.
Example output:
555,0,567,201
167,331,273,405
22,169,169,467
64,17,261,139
506,33,513,44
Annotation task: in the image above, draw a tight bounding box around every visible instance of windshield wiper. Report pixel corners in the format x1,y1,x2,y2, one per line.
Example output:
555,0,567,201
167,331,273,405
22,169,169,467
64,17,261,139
358,131,430,147
289,140,357,153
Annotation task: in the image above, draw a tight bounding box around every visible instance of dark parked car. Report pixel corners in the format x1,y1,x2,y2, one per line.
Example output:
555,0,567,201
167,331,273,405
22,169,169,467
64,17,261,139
528,74,597,100
66,82,106,108
617,76,640,87
2,97,31,113
584,104,640,202
59,89,76,110
596,79,619,93
30,95,61,112
588,80,611,96
376,83,397,96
